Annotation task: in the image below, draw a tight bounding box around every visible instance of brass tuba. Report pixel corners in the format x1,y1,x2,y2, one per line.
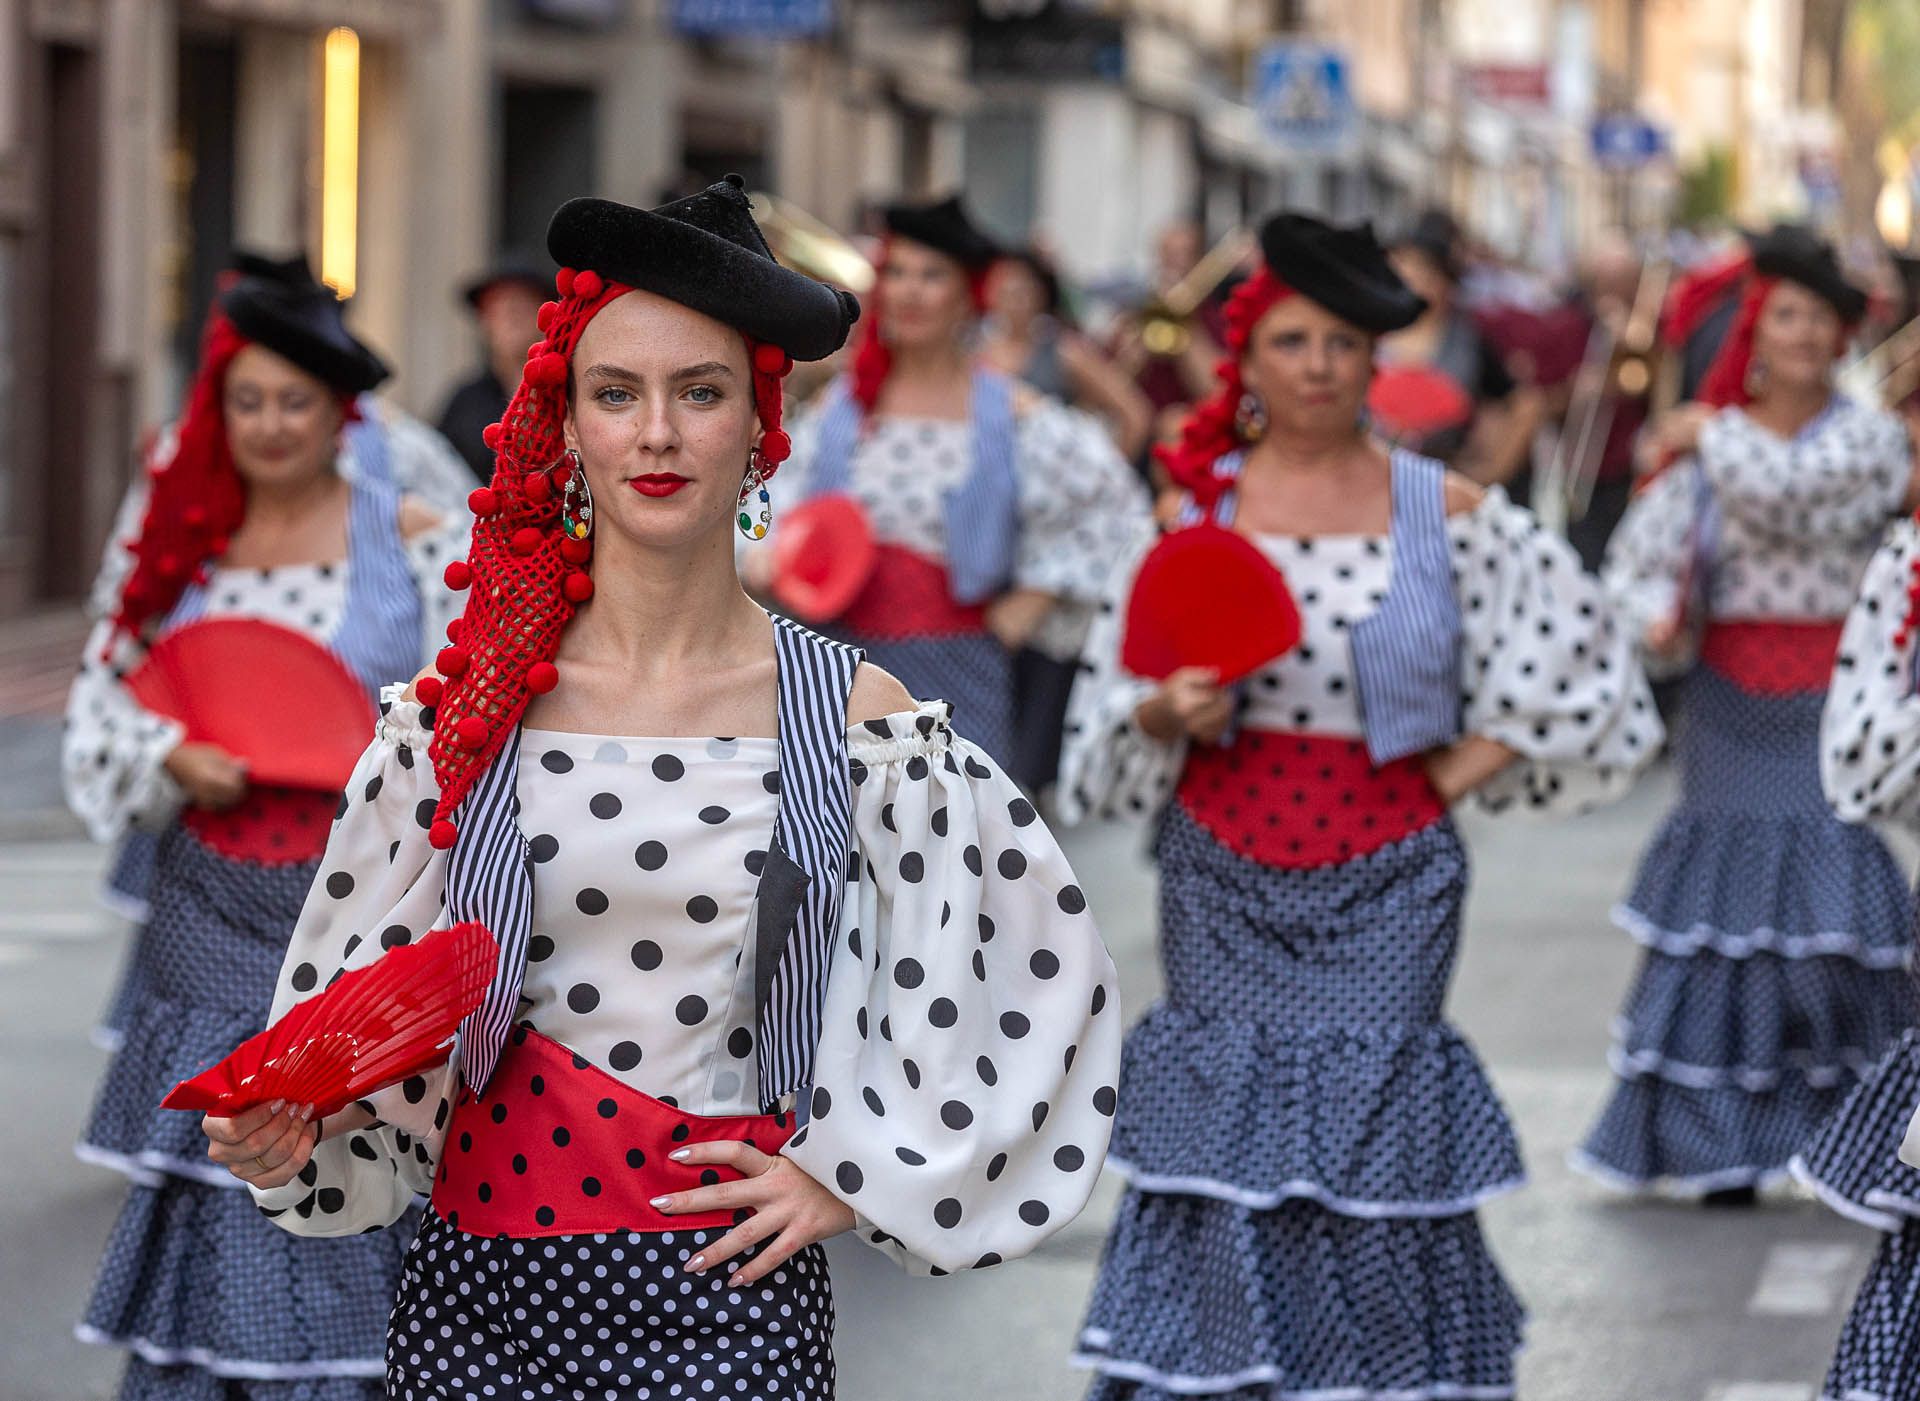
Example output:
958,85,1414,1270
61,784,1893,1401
749,191,876,295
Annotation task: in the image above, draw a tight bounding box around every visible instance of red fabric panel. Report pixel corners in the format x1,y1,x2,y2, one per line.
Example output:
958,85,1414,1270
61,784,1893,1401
181,785,339,865
837,542,989,640
1699,620,1843,696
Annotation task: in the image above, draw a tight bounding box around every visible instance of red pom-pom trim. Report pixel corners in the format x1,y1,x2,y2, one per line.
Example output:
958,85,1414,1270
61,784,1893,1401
753,343,791,376
482,422,504,450
413,676,444,706
429,819,459,850
563,572,595,603
455,715,489,750
446,618,464,642
468,487,499,516
527,661,560,694
525,472,553,502
436,646,470,677
184,505,208,528
444,560,472,590
556,268,576,297
525,353,567,389
559,536,592,565
572,269,603,300
511,526,546,556
536,302,558,332
759,429,792,464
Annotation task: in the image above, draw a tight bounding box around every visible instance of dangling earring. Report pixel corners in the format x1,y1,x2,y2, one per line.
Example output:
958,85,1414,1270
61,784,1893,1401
738,450,772,541
561,449,594,540
1234,391,1268,443
1745,357,1770,399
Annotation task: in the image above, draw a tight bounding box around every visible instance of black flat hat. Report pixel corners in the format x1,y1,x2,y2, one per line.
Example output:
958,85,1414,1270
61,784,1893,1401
461,254,554,310
218,254,391,395
546,175,861,362
883,195,1001,272
1259,212,1427,334
1750,223,1867,323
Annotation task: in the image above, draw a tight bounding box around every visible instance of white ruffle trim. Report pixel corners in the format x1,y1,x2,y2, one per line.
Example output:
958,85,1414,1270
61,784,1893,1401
1606,1037,1879,1091
1107,1157,1525,1220
1613,903,1912,969
75,1323,386,1379
1566,1148,1792,1196
75,1141,248,1191
1070,1341,1515,1400
1790,1153,1907,1233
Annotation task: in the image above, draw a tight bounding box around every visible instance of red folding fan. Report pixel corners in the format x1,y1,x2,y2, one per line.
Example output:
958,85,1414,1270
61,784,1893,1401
1121,524,1302,683
770,494,878,623
125,618,377,791
1367,365,1475,441
162,921,499,1120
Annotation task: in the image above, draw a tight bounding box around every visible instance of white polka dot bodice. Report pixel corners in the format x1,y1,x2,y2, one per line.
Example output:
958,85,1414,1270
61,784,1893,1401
516,732,780,1116
199,560,351,638
839,417,971,558
1240,534,1385,737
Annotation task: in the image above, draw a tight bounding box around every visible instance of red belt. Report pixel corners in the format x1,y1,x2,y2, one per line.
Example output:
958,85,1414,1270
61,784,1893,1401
1699,619,1843,696
432,1026,794,1238
1176,730,1447,869
182,786,340,865
838,543,988,640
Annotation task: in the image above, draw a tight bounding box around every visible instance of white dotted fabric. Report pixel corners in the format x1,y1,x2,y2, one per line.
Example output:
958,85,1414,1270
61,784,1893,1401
1824,517,1920,827
387,1213,833,1400
253,695,1121,1281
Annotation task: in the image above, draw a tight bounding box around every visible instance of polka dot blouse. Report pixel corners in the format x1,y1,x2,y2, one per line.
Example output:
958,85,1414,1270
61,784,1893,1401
1604,397,1911,658
250,693,1123,1277
61,480,466,844
1058,486,1661,825
1822,515,1920,826
774,396,1152,650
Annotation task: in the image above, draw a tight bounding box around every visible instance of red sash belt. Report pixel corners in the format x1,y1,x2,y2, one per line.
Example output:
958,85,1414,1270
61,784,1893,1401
1699,620,1843,696
182,786,340,865
1176,730,1447,869
838,543,988,641
433,1026,794,1238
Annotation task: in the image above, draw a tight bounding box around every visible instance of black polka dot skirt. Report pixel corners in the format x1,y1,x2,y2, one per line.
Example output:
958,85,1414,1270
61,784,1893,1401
387,1209,836,1399
78,824,410,1395
827,629,1014,774
1075,804,1524,1398
1579,671,1915,1191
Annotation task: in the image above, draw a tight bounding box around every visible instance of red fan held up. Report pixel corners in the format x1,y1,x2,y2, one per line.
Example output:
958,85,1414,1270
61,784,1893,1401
419,270,795,851
161,921,499,1119
1122,523,1302,683
124,618,377,790
769,494,878,623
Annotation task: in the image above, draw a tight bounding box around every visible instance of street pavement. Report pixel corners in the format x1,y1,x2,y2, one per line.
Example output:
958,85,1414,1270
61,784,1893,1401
0,765,1904,1401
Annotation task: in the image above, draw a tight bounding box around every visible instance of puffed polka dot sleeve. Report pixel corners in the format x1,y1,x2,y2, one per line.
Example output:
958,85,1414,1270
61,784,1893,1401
1599,460,1700,659
1054,536,1187,825
1700,399,1910,545
1012,400,1154,604
62,480,187,843
782,703,1122,1276
248,688,460,1236
1823,517,1920,825
405,514,469,663
1458,490,1662,813
365,400,481,522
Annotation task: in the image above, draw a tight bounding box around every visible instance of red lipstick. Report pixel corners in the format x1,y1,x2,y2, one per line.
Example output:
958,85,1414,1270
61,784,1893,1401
630,473,690,498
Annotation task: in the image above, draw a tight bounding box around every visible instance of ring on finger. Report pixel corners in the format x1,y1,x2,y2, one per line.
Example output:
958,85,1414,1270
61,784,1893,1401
253,1154,272,1173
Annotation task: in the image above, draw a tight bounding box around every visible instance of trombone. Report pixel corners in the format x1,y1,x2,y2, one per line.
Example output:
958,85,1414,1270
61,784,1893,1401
1839,311,1920,409
749,190,876,296
1119,228,1254,372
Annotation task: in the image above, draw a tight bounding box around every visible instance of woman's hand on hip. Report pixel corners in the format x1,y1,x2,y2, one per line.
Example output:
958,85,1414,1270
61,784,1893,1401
652,1141,856,1286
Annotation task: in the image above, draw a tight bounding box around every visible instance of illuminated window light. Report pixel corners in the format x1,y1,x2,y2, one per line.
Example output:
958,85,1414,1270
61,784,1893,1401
321,26,360,299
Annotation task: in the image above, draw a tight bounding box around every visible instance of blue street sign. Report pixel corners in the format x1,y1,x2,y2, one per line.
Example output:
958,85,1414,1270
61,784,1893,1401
1251,42,1358,156
1591,115,1667,169
670,0,832,37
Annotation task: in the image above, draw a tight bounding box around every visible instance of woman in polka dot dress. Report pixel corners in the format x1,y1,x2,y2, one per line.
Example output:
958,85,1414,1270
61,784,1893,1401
1793,501,1920,1400
199,178,1122,1401
770,194,1149,781
1576,226,1920,1203
63,256,463,1400
1058,212,1660,1401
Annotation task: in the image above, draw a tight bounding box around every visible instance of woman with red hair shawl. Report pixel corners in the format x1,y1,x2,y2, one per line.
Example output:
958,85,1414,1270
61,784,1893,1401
769,195,1149,782
63,254,462,1399
198,179,1121,1399
1580,225,1920,1204
1059,211,1659,1401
